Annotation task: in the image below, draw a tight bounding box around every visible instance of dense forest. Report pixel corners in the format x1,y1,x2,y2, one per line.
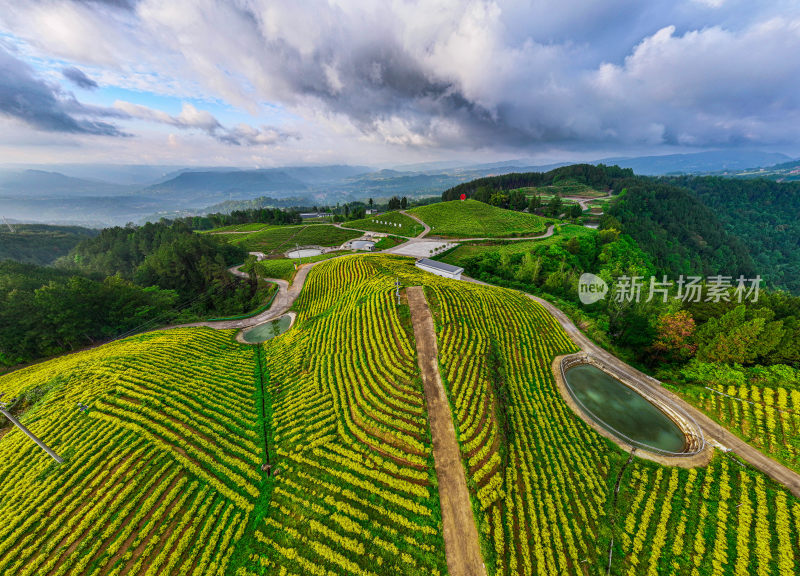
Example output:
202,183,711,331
0,224,97,265
441,163,633,200
185,206,302,230
604,179,755,279
667,176,800,293
1,221,269,369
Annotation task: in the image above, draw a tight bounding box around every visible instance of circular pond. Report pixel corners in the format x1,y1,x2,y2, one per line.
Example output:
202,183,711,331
241,314,294,343
564,363,686,453
286,248,323,259
351,240,375,251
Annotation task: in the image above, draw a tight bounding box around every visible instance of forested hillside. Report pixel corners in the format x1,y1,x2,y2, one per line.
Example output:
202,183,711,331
0,224,97,265
441,163,632,200
669,176,800,293
605,180,755,279
1,221,269,369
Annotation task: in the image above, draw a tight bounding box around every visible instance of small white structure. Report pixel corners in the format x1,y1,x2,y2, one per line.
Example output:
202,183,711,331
415,258,463,280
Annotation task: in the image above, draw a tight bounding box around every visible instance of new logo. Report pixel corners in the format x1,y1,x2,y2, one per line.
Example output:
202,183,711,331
578,273,608,305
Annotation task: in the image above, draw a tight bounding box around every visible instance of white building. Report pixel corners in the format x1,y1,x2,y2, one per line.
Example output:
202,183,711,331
415,258,463,280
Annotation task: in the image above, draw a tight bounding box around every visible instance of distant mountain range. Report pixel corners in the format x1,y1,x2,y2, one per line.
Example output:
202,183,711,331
599,150,792,175
1,150,796,226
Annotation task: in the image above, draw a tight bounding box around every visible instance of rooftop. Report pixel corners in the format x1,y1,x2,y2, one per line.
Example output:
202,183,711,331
416,258,463,275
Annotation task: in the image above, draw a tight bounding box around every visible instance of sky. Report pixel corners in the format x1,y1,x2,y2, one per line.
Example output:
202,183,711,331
1,0,799,168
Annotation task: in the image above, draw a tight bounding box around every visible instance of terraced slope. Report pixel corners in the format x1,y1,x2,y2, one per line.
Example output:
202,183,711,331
426,279,800,575
682,382,800,475
409,200,546,238
0,328,263,576
2,254,799,576
241,255,448,576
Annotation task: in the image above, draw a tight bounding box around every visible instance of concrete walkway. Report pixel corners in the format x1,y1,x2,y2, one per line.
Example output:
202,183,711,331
407,286,487,576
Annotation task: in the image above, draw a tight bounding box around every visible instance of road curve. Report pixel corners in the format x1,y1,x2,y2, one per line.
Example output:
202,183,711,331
165,264,317,331
463,275,800,497
400,210,431,237
441,224,555,243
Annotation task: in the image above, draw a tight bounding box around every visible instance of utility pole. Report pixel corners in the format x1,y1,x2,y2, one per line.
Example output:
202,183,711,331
2,216,14,233
0,394,63,464
395,278,401,305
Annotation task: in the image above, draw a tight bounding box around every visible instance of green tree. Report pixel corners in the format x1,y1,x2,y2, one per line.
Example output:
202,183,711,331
509,190,527,211
547,195,563,217
651,310,697,363
528,194,542,214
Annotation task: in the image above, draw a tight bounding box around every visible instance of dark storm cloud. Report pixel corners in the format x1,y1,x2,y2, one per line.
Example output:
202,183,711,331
0,46,125,136
4,1,800,153
62,66,98,89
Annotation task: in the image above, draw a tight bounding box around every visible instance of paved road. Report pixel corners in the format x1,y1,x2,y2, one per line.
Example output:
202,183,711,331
165,264,316,331
440,224,555,242
384,211,554,257
463,274,800,497
407,286,487,576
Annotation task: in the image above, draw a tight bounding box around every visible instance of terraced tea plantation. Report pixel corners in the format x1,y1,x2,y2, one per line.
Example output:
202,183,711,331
409,200,547,238
426,278,800,575
681,383,800,474
240,255,447,575
1,254,799,576
0,329,263,576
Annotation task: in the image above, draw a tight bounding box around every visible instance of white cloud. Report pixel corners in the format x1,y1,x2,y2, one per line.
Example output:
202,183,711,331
1,0,800,161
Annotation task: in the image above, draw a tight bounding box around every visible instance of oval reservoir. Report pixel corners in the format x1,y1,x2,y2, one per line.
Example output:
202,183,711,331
241,314,293,343
564,364,686,453
351,240,375,251
286,248,323,258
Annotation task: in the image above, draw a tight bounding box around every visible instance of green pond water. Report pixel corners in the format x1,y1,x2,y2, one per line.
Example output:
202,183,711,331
564,364,686,453
242,315,293,343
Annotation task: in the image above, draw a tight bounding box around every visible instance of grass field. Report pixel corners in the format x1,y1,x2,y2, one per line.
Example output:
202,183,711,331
409,200,547,238
0,328,264,576
228,225,362,255
202,223,274,234
345,211,424,237
1,255,799,576
254,251,348,282
373,235,407,250
513,179,606,198
437,224,594,265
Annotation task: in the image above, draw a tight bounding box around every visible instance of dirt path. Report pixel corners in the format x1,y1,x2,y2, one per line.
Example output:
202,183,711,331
406,286,487,576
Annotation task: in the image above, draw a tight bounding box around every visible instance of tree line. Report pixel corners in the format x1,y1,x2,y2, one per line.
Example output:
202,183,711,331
1,220,269,369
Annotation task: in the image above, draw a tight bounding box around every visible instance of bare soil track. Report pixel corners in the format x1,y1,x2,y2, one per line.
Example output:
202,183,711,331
407,286,487,576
